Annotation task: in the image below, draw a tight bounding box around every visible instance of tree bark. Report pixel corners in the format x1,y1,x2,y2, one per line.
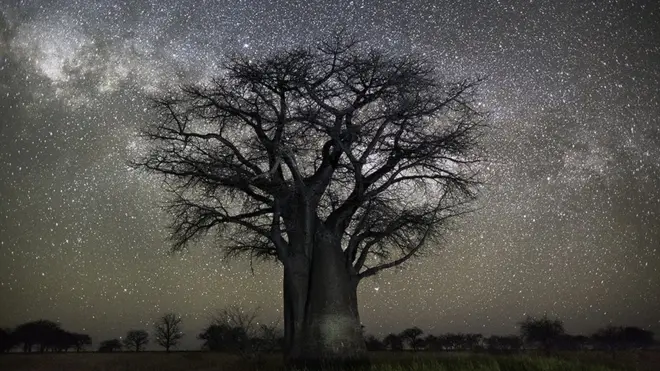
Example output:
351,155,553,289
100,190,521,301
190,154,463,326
282,222,367,369
283,254,310,362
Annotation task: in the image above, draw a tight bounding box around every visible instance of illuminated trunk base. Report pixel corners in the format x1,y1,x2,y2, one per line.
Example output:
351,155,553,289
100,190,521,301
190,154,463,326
283,229,368,369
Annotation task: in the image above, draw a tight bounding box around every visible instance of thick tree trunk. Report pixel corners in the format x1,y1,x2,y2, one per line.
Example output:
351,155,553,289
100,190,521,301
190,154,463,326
283,225,367,369
283,254,310,361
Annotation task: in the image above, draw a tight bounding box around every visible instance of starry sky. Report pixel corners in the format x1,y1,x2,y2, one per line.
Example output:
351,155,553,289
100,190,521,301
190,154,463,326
1,0,659,350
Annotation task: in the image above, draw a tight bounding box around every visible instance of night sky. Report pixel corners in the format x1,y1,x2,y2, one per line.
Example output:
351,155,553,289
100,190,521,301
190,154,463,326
1,0,659,350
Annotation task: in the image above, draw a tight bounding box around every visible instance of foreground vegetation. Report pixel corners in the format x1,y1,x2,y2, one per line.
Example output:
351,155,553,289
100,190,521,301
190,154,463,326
3,313,655,356
1,351,659,371
2,312,656,371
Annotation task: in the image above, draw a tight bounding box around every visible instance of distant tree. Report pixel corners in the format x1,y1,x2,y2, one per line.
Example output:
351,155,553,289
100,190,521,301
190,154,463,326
154,313,183,352
463,333,483,351
123,330,149,352
364,335,385,351
485,335,522,353
12,320,62,353
592,325,625,356
98,339,122,352
0,328,15,352
592,325,655,357
70,333,92,352
46,328,73,352
400,327,424,351
252,323,284,353
9,322,90,353
200,306,257,354
556,334,589,351
437,333,465,350
199,323,244,352
519,315,565,354
484,336,498,352
506,335,524,351
44,330,90,352
572,335,589,350
424,335,441,351
622,327,654,349
133,33,485,367
198,305,281,357
383,333,404,351
428,333,485,351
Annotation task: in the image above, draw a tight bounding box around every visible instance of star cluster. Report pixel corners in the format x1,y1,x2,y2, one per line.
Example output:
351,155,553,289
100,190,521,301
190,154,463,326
1,0,659,349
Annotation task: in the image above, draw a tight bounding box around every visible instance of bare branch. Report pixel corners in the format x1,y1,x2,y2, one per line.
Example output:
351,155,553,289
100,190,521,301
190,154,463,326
133,34,485,276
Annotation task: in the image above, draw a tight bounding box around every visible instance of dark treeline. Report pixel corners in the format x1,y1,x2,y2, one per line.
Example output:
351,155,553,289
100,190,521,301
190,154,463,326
1,313,184,353
197,306,283,357
365,315,655,357
0,320,91,353
1,313,655,356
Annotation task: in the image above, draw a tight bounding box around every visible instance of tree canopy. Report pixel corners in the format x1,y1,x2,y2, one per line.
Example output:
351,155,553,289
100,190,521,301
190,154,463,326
133,35,484,275
519,315,565,353
123,330,149,352
154,313,184,352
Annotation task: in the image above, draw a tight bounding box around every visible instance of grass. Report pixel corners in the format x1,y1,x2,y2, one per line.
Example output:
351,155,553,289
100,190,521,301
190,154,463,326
0,351,656,371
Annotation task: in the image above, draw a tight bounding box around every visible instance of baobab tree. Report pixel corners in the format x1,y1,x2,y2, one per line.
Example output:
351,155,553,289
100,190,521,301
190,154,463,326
133,34,485,366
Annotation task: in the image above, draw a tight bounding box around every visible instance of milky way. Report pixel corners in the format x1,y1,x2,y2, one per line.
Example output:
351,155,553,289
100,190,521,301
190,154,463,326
1,0,659,349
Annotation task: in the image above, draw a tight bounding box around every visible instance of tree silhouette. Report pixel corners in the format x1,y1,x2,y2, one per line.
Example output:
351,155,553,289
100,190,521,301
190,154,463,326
8,321,91,353
70,333,93,352
383,333,404,351
437,333,462,350
592,325,625,357
154,313,184,352
43,330,92,352
98,339,122,352
424,335,441,351
364,335,385,351
123,330,149,352
0,328,15,352
252,323,284,354
199,306,249,353
133,33,484,366
400,327,424,351
592,325,655,357
556,334,589,351
519,315,565,354
198,323,247,352
485,335,522,353
461,333,483,351
622,327,654,349
12,320,62,353
46,328,71,352
197,305,280,357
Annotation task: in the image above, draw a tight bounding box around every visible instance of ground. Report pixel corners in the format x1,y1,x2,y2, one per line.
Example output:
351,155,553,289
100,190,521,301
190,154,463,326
0,351,658,371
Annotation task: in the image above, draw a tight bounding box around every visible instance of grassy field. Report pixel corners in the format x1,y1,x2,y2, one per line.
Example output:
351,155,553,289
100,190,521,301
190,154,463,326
0,351,658,371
